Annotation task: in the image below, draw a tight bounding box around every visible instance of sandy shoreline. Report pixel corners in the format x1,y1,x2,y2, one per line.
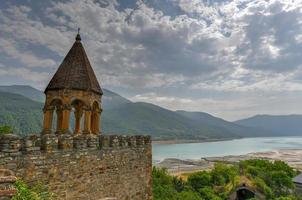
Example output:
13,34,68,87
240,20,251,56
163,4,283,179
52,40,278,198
152,138,236,144
154,149,302,175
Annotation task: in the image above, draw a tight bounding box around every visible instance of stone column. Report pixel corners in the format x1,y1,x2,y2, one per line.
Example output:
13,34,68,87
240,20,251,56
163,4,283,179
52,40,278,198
42,106,54,134
91,107,102,135
61,104,71,134
74,109,83,134
94,110,101,134
98,108,102,134
83,107,91,134
55,106,63,134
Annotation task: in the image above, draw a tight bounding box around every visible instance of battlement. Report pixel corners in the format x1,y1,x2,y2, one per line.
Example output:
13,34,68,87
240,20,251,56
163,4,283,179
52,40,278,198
0,133,151,154
0,133,152,200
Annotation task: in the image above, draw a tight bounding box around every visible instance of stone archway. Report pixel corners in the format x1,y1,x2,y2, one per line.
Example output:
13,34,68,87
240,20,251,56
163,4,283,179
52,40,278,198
236,186,255,200
42,98,64,134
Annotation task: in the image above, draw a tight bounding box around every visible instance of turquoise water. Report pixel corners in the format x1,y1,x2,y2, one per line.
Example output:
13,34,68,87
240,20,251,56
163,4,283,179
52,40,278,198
152,137,302,161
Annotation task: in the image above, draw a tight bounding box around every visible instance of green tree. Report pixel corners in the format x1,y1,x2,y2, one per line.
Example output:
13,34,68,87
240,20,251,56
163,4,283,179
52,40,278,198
270,171,294,197
152,167,177,200
153,160,300,200
187,171,212,191
198,187,222,200
211,163,238,186
175,191,203,200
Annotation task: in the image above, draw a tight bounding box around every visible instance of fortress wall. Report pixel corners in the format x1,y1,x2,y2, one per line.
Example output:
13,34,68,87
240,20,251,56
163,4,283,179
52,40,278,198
0,134,152,200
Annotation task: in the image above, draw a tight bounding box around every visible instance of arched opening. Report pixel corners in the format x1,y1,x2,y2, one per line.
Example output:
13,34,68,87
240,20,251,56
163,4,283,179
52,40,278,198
236,187,255,200
91,101,100,134
50,99,63,133
70,99,85,134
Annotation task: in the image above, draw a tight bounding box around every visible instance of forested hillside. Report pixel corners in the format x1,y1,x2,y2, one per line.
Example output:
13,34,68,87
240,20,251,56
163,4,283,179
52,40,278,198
0,92,43,135
0,85,294,140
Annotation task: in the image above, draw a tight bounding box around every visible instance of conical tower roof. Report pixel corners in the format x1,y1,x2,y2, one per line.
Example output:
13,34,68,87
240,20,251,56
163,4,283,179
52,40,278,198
45,33,102,95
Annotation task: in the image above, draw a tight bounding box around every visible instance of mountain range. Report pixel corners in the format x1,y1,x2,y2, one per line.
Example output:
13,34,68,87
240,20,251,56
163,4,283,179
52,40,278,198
0,85,301,140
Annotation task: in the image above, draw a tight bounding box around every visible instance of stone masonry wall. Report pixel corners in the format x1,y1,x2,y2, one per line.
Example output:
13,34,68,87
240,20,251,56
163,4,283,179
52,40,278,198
0,134,152,200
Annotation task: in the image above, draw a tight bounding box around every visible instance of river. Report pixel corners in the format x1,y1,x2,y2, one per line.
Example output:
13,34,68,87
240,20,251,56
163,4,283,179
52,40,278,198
152,136,302,161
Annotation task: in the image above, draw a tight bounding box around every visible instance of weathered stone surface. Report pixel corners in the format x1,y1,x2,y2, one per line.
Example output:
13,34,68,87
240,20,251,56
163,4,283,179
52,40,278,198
58,134,73,150
0,135,21,153
0,169,17,200
73,134,87,149
0,134,152,200
41,134,58,152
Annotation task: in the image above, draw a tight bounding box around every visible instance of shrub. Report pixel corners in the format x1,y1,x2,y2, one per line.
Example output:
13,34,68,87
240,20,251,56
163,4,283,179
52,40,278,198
187,171,212,191
13,179,52,200
0,125,12,135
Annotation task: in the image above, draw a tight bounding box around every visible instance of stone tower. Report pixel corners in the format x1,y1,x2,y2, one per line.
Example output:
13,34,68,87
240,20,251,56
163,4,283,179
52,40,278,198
42,32,102,136
0,32,152,200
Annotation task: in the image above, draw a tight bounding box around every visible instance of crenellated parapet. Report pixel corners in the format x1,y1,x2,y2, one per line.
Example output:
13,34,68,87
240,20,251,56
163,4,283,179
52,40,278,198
100,135,151,149
0,133,151,154
0,133,152,200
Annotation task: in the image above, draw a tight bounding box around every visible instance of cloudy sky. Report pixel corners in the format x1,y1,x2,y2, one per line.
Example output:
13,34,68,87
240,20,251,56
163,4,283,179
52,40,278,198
1,0,302,121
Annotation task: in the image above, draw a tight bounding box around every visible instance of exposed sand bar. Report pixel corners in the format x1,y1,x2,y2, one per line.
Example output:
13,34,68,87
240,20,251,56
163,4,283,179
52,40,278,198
154,149,302,175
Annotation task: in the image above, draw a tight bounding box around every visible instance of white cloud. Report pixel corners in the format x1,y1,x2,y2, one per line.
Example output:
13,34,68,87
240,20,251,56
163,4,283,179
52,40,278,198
1,0,302,119
130,91,302,121
0,65,49,83
0,39,56,68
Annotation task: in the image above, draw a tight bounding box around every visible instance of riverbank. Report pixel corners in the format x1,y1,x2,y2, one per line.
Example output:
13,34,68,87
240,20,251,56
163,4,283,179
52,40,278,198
154,149,302,175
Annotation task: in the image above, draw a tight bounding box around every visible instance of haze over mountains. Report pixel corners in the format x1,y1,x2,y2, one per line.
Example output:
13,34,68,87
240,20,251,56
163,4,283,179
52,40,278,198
0,85,301,140
235,115,302,136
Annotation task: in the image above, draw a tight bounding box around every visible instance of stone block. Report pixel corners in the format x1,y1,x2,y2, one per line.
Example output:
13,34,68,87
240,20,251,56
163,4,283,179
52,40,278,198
129,136,136,147
41,134,58,152
73,135,87,149
0,169,17,200
58,134,73,150
143,136,151,145
99,135,110,149
86,135,99,149
119,136,129,148
109,135,120,148
0,134,21,153
21,135,41,152
135,135,144,146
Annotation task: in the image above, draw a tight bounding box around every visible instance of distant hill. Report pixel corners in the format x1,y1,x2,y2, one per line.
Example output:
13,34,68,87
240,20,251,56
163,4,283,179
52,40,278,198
102,102,243,140
175,111,273,138
0,85,45,102
0,91,43,135
0,85,285,140
102,89,131,109
235,115,302,136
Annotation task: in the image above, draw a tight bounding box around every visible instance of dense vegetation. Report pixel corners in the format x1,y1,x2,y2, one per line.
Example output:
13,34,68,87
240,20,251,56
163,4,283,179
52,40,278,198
13,180,52,200
153,159,301,200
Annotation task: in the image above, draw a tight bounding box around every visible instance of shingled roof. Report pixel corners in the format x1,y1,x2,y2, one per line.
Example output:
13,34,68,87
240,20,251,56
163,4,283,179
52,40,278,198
45,33,102,95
